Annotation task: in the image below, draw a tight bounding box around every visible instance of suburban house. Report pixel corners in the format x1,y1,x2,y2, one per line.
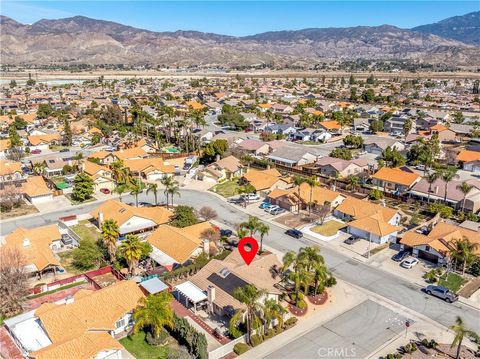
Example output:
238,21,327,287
429,124,457,143
318,120,342,134
0,138,11,158
264,124,296,136
456,150,480,173
384,116,414,136
267,182,345,212
124,158,175,182
371,167,421,195
0,159,25,183
182,250,282,316
33,157,69,178
409,178,480,213
4,280,144,359
147,222,217,270
27,134,61,150
267,146,318,167
236,139,270,156
1,224,62,277
113,147,149,161
240,168,291,194
400,222,480,264
197,155,244,183
316,156,369,179
90,200,172,236
334,196,402,244
21,176,54,204
83,161,115,192
364,138,405,155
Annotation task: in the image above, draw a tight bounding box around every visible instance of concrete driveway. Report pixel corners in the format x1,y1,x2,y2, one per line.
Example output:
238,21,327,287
265,300,410,359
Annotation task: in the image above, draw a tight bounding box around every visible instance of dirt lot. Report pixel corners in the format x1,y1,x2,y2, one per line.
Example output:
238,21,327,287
0,202,38,220
274,211,318,228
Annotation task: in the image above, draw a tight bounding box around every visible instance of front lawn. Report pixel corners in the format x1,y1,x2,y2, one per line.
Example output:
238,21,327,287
210,179,240,198
57,250,84,274
66,193,97,205
120,331,188,359
311,220,346,236
71,220,101,241
438,273,466,293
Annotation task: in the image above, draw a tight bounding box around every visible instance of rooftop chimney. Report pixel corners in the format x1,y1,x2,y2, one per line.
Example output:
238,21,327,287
203,239,210,257
23,238,30,247
65,295,74,305
98,211,104,227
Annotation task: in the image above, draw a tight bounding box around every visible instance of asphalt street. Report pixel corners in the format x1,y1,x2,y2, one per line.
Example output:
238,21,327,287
1,189,479,333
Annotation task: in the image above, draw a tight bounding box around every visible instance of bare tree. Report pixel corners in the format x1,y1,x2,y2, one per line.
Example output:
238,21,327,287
0,248,29,317
316,203,331,225
0,185,23,212
198,206,218,222
201,228,223,253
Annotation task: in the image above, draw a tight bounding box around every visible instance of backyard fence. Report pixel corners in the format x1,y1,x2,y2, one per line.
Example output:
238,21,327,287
208,334,248,359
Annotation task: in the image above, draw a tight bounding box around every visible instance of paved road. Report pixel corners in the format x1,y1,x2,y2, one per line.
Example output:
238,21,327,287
2,189,479,333
265,300,409,359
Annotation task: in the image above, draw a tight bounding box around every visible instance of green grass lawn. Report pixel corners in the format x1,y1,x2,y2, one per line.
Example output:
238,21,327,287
71,221,100,241
57,250,85,274
119,331,171,359
210,179,240,198
438,273,466,293
311,220,346,236
66,193,97,205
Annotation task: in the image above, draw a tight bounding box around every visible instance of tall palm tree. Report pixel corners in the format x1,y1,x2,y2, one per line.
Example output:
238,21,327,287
449,316,478,359
450,237,479,275
111,160,129,184
288,269,312,306
257,222,270,254
133,291,174,339
425,171,441,203
115,183,128,202
241,216,260,237
236,224,249,239
346,175,360,193
293,175,306,214
441,166,459,204
166,181,181,208
146,182,159,205
233,284,266,344
118,234,143,275
456,182,473,213
33,162,46,175
101,219,119,263
311,261,329,296
299,246,323,272
263,299,287,334
160,176,174,207
129,178,146,207
305,176,317,217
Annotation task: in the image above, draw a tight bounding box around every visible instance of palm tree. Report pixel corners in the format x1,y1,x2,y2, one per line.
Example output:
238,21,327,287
305,176,317,217
166,181,180,207
233,284,266,344
101,219,119,263
257,222,270,254
129,178,146,207
299,246,323,272
425,171,441,203
287,269,312,306
115,183,128,202
346,175,360,193
146,183,159,205
450,237,479,275
311,261,329,296
449,316,478,359
160,176,174,207
241,216,260,237
441,166,459,204
133,291,174,338
456,182,473,213
33,162,46,175
118,234,143,275
236,224,249,239
111,160,129,184
293,175,306,214
263,299,287,335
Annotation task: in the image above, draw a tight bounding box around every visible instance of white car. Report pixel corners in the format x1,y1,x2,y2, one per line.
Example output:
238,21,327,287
265,205,280,213
401,257,419,269
241,193,260,201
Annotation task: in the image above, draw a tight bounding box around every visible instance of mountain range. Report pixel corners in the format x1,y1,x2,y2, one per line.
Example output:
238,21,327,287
1,11,479,67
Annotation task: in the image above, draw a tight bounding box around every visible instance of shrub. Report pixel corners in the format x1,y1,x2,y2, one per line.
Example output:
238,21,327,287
326,276,337,287
296,299,307,310
146,330,169,346
468,258,480,277
168,314,208,359
404,342,417,354
250,334,264,347
264,328,276,339
233,343,250,355
421,339,438,349
428,203,452,219
385,354,402,359
369,189,384,200
284,317,298,329
423,270,438,283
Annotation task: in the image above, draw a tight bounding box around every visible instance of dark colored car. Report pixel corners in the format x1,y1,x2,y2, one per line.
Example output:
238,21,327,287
392,250,409,262
344,236,361,245
31,149,41,154
220,229,233,237
60,148,70,152
100,188,110,194
425,285,458,303
285,229,303,239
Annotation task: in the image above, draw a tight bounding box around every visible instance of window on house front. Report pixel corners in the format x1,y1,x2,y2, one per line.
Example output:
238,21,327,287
425,245,430,252
115,318,126,328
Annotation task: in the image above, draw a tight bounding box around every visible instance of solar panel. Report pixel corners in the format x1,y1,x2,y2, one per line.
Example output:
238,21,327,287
207,272,248,297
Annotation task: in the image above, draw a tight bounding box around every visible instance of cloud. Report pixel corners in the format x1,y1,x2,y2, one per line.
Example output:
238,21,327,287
1,1,76,24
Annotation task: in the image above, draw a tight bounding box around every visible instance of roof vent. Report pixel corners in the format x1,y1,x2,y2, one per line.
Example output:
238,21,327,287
218,267,231,279
23,238,30,247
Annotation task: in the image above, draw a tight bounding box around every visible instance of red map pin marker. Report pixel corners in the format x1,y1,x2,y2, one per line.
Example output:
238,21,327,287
238,237,259,266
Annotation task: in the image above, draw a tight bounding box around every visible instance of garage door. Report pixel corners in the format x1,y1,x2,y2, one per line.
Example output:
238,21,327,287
418,250,439,264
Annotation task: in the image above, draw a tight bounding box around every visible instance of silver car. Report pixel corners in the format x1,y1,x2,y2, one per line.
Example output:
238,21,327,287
425,285,458,303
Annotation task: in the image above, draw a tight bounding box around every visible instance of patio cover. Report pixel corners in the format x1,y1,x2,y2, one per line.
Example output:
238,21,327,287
140,277,169,294
174,281,207,303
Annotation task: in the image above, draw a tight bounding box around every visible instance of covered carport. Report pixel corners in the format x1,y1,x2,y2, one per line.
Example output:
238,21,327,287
174,281,208,314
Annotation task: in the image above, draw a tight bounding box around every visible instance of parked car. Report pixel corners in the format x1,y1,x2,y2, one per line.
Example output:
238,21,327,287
259,202,271,209
220,229,233,237
265,205,280,213
241,193,260,201
31,149,41,154
285,229,303,238
425,285,458,303
401,257,419,269
270,207,286,215
392,250,409,262
138,202,153,207
59,148,69,153
344,236,361,245
100,188,110,194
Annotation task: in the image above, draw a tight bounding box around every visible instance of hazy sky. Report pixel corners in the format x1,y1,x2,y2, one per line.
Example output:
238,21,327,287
1,1,478,36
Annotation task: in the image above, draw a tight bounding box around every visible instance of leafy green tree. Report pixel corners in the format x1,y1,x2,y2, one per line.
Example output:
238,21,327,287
366,74,375,84
72,239,103,270
450,237,479,275
133,292,174,338
37,104,53,119
201,139,228,164
63,118,73,146
369,120,384,133
343,134,364,149
72,172,94,202
452,111,465,124
346,175,360,192
381,146,406,168
9,80,16,88
170,205,197,228
403,119,413,138
8,125,22,148
101,219,119,263
449,316,478,359
263,298,287,334
361,88,375,102
330,148,352,160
